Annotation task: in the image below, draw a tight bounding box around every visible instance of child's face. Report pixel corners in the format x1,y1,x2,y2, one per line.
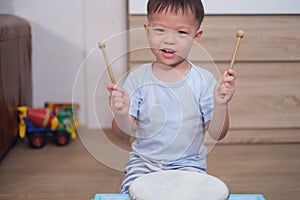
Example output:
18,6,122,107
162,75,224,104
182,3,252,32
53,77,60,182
145,8,202,68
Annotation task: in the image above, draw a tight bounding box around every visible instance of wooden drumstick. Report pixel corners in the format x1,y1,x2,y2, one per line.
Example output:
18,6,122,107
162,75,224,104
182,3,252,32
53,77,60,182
221,30,245,99
229,30,245,70
98,41,116,84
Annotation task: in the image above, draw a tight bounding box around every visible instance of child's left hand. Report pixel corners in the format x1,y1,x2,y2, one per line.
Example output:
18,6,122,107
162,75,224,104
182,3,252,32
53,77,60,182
214,69,236,105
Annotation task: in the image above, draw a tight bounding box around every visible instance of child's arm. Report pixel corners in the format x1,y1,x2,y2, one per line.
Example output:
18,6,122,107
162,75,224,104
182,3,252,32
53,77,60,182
107,84,137,139
207,69,236,140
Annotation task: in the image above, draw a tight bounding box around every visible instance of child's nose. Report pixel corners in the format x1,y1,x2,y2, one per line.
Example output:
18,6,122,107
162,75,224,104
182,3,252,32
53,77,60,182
163,31,176,45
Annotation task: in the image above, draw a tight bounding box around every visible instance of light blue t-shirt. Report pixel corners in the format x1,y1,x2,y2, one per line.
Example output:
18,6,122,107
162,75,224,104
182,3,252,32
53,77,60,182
123,63,216,167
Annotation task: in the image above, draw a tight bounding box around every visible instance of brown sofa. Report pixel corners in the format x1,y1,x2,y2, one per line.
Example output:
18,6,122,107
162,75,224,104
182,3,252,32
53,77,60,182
0,14,32,158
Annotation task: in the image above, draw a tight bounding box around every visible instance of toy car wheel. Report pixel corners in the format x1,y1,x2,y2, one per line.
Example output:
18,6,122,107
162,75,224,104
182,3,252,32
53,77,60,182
28,132,46,148
53,132,70,146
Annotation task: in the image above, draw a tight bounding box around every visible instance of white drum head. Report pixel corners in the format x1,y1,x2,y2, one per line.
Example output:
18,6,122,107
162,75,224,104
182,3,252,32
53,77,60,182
129,170,229,200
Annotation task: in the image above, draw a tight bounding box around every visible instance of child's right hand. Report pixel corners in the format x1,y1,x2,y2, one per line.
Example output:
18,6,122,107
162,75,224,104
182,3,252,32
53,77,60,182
107,84,130,116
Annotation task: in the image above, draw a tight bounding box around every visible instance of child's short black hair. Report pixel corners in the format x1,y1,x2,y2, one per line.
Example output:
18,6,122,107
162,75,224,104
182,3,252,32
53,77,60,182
147,0,205,28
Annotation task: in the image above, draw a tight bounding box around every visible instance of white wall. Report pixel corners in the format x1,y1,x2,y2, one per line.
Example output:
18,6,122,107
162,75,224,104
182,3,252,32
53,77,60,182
0,0,128,128
81,0,128,129
129,0,300,14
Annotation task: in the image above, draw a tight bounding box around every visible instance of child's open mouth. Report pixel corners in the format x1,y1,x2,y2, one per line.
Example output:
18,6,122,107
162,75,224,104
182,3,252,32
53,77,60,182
161,48,176,58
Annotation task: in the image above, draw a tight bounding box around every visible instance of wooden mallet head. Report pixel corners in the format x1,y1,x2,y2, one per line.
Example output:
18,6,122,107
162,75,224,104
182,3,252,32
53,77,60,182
236,30,245,39
98,42,106,49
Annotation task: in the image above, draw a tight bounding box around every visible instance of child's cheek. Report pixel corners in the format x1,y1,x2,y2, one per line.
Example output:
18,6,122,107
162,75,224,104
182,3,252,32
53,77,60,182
178,40,193,58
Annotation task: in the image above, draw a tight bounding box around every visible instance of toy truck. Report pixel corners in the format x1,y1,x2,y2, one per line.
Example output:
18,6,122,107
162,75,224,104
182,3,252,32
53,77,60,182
18,102,80,148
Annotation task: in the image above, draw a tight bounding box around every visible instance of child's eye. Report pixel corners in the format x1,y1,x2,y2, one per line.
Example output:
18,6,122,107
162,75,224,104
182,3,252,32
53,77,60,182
178,31,188,35
154,28,165,33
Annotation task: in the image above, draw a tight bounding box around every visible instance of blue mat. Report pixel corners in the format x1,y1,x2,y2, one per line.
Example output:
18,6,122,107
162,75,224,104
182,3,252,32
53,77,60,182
93,194,266,200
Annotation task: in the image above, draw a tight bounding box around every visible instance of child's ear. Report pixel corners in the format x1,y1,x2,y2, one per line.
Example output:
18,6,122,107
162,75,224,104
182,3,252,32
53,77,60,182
144,23,150,40
194,29,203,42
144,23,149,30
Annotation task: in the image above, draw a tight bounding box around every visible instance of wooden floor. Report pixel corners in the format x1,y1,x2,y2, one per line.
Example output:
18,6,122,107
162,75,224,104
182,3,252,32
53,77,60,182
0,129,300,200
